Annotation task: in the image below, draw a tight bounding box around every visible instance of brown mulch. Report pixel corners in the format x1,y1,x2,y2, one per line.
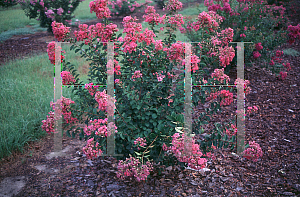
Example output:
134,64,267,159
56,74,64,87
1,1,300,196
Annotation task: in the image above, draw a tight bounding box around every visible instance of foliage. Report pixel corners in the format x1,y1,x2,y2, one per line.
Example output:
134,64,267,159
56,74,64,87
19,0,84,34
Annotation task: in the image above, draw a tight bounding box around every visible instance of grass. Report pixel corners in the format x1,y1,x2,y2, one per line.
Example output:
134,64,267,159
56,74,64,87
0,43,93,161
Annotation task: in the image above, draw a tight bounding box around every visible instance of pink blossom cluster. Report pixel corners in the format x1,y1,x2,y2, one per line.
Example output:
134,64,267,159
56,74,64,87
234,78,251,95
83,118,117,137
253,51,261,59
121,16,143,54
107,59,121,75
255,42,263,51
41,111,55,134
50,96,78,124
47,41,65,65
132,70,143,81
206,90,233,106
74,23,119,45
165,0,183,12
279,71,287,80
217,28,234,46
163,132,207,170
287,24,300,44
143,6,166,26
225,124,237,138
134,137,147,150
211,68,230,84
61,71,76,85
51,21,70,42
95,90,108,111
282,63,291,71
45,9,55,19
82,138,103,160
243,141,263,162
194,11,223,33
167,14,184,28
117,156,154,182
246,106,258,114
219,45,235,67
154,40,164,51
57,7,64,15
89,0,111,19
153,71,166,82
85,83,99,96
181,55,200,73
166,42,185,61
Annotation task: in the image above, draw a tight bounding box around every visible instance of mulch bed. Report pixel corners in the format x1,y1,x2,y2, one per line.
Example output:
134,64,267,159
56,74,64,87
0,1,300,196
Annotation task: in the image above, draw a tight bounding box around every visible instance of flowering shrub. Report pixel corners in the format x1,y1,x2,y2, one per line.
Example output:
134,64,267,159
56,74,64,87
243,141,263,162
20,0,85,33
0,0,18,8
108,0,152,17
182,0,295,76
42,0,264,182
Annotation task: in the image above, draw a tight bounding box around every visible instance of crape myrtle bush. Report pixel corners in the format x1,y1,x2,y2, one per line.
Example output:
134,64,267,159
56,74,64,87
0,0,18,8
108,0,153,17
42,0,265,182
180,0,299,79
19,0,84,34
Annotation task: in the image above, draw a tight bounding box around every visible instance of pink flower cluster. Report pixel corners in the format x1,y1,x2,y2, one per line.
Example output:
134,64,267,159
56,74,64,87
45,9,55,19
194,11,223,33
206,90,233,106
89,0,111,19
211,68,230,84
82,138,103,160
85,83,99,96
51,21,70,42
122,16,156,54
41,111,55,134
253,51,261,59
165,0,183,12
83,118,117,137
163,132,207,170
282,63,291,71
74,23,119,45
50,97,78,124
153,71,166,82
132,70,143,81
117,156,154,182
166,42,185,61
217,27,234,46
143,6,166,26
134,137,147,150
246,105,258,114
94,90,116,116
57,7,64,15
234,78,251,95
41,97,78,134
167,14,184,28
279,71,287,80
47,41,65,65
219,45,235,67
182,55,200,73
243,141,263,162
287,24,300,44
255,42,263,51
61,71,76,85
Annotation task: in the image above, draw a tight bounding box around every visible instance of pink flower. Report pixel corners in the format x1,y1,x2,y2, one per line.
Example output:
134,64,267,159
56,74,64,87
253,51,261,59
276,50,283,57
132,70,143,81
279,71,287,80
61,71,76,85
269,60,275,66
51,21,70,42
57,7,64,15
89,0,111,19
243,141,263,162
219,45,235,67
166,0,183,12
240,33,246,38
211,68,230,84
255,42,263,51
